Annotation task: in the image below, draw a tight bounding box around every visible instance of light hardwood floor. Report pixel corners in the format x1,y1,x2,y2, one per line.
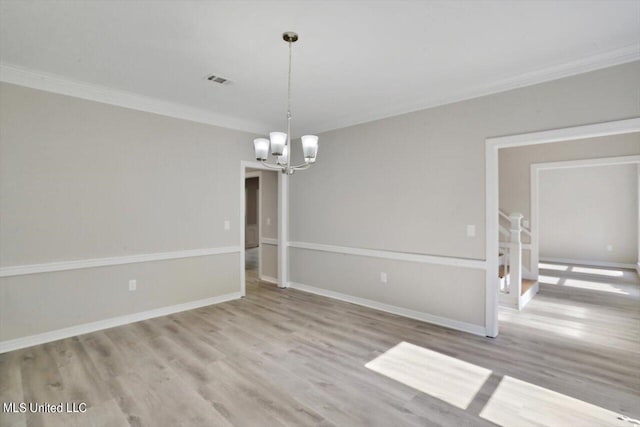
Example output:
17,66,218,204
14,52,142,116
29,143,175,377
1,263,639,426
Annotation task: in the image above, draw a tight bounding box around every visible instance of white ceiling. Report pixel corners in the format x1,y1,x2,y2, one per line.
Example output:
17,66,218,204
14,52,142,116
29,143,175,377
1,0,639,135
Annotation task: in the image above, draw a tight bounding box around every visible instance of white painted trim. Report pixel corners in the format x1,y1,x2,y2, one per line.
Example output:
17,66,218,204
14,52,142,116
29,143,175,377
519,281,539,310
261,238,278,246
487,118,640,148
314,46,640,134
0,246,240,278
288,241,486,270
531,155,640,171
288,282,486,337
486,118,640,338
540,257,636,270
259,275,278,285
257,172,263,279
531,155,640,282
240,161,287,296
0,63,270,134
245,171,261,179
278,172,289,288
636,263,640,276
485,142,500,337
0,291,241,354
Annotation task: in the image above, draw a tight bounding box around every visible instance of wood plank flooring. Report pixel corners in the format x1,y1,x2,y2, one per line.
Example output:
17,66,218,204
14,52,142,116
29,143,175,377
1,264,639,426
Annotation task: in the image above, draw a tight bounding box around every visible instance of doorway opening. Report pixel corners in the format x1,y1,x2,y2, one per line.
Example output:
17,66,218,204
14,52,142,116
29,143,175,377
240,161,288,296
244,168,279,292
485,118,640,337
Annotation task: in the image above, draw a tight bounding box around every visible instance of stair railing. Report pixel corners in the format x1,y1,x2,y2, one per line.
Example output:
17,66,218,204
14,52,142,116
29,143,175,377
498,211,523,298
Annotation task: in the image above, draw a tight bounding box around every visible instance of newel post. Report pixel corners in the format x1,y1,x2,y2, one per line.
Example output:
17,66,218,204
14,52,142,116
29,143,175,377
509,212,523,304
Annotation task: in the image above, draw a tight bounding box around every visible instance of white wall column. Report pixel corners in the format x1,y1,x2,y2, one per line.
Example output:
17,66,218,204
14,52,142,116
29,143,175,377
278,172,289,288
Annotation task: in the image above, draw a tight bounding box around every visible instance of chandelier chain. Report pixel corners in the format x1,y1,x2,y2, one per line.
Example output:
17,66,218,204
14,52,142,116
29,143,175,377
286,39,293,170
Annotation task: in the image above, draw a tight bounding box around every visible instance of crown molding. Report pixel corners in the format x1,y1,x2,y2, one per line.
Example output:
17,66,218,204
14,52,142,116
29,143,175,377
2,45,638,136
312,45,640,134
0,63,270,134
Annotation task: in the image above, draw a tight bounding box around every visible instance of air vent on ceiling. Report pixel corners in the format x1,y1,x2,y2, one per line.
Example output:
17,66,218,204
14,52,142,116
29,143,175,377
207,74,230,85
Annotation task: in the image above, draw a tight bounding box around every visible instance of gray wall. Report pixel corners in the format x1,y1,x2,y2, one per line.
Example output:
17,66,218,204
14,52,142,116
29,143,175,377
289,61,640,330
539,164,638,265
259,170,278,280
499,133,640,223
0,82,255,341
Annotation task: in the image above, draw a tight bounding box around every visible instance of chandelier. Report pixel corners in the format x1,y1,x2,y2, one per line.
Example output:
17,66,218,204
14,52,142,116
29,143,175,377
253,32,318,175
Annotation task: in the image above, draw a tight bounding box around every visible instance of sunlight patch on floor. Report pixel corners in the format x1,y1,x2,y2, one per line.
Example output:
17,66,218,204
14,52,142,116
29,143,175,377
365,341,491,409
562,279,630,295
539,263,569,271
480,376,628,427
538,274,561,285
539,275,630,295
571,266,624,277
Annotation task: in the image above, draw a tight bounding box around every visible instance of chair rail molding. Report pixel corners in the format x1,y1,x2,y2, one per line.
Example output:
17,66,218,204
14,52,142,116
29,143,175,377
288,241,486,269
0,246,241,277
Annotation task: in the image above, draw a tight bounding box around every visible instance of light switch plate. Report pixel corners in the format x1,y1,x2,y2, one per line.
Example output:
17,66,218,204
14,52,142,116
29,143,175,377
129,280,136,291
380,272,388,283
466,225,476,237
224,220,230,230
267,217,271,226
522,219,530,229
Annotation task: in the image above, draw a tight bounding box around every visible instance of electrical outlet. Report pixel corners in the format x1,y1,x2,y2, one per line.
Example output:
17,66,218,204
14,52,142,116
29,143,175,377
129,280,137,291
606,244,613,252
224,220,230,230
380,272,388,283
466,225,476,237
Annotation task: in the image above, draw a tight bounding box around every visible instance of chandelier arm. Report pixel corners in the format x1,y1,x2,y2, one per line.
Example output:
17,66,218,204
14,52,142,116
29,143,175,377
290,162,312,171
259,159,286,171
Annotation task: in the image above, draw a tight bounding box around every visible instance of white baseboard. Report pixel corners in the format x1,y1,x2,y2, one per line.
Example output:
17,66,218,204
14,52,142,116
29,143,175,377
540,257,636,269
0,292,241,354
259,275,278,284
288,282,486,337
